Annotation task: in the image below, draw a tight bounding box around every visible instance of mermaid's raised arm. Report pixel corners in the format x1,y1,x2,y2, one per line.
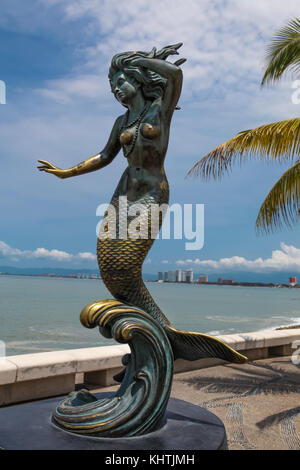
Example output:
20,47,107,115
37,116,122,179
131,43,186,121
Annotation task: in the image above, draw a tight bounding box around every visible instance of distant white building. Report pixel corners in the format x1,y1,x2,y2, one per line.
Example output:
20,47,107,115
198,275,208,283
168,271,176,283
185,269,194,283
159,269,194,283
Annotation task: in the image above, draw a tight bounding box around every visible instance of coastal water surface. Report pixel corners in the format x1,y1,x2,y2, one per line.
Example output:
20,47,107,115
1,275,300,355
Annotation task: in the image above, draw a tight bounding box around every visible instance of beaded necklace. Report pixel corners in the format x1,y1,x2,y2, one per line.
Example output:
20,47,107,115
120,102,150,158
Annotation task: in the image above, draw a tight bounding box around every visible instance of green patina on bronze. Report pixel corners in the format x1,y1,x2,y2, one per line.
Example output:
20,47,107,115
38,43,247,438
53,300,174,436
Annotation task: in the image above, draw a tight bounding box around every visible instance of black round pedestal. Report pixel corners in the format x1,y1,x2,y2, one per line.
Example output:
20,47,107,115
0,393,227,450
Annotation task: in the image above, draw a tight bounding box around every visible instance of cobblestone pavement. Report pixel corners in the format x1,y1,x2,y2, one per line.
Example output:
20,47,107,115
92,356,300,450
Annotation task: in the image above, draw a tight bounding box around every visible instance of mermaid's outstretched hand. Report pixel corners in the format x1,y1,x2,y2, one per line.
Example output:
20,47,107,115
37,160,70,179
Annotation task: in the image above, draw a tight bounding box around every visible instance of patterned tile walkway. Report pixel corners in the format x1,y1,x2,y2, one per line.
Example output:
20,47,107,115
95,356,300,450
171,357,300,450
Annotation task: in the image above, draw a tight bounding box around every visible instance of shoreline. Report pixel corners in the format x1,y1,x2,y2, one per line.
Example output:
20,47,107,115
4,320,300,357
158,280,300,289
276,324,300,330
1,273,299,289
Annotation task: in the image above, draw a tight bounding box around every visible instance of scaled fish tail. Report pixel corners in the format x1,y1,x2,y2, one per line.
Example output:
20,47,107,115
166,325,248,363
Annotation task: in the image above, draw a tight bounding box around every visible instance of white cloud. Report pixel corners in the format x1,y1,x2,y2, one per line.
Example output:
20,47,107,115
77,252,97,261
31,247,73,261
0,241,96,263
0,241,23,258
176,243,300,273
35,74,108,104
37,0,300,119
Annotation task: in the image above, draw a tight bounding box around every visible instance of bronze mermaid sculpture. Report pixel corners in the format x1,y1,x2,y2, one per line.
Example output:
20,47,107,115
38,44,247,437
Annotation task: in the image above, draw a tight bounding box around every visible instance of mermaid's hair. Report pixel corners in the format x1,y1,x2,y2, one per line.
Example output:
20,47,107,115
109,44,182,101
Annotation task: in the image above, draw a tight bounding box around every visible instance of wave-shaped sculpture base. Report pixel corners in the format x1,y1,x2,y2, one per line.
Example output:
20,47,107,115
52,300,174,437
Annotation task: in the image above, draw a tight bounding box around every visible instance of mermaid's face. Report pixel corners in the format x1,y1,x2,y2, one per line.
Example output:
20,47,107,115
110,71,138,106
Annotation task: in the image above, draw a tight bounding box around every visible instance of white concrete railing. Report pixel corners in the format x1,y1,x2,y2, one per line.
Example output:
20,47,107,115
0,328,300,406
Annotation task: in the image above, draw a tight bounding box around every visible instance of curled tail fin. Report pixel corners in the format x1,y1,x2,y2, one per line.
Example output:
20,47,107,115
166,325,248,364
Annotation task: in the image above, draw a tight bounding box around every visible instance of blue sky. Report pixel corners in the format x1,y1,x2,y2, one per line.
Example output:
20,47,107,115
1,0,300,277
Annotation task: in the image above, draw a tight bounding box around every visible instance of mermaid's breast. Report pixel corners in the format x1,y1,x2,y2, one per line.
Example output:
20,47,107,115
141,123,160,139
120,130,133,146
119,123,160,147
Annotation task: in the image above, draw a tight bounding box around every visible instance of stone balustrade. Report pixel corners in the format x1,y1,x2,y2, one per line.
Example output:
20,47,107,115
0,328,299,406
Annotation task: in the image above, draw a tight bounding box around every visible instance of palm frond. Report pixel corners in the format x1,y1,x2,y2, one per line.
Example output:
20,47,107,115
256,159,300,233
187,118,300,180
262,18,300,85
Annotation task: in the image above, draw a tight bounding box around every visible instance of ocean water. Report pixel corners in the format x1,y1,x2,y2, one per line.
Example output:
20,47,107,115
1,275,300,356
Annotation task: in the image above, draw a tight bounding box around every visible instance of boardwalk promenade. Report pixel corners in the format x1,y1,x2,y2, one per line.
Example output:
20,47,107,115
95,356,300,450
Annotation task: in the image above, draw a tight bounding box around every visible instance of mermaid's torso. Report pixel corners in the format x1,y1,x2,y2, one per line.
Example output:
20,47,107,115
116,100,169,199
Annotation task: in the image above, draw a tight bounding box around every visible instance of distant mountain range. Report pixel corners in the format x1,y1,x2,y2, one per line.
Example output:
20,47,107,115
195,271,297,284
0,266,99,276
0,266,157,281
0,266,296,284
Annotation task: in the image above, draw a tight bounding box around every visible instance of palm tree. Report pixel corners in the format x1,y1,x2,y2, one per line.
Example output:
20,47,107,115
188,18,300,233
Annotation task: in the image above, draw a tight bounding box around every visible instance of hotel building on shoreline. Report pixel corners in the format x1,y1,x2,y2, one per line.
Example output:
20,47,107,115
159,269,195,283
